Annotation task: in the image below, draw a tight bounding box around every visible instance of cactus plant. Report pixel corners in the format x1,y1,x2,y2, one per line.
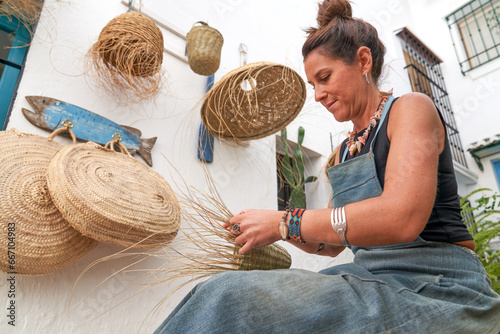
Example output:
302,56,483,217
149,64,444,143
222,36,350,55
279,126,317,209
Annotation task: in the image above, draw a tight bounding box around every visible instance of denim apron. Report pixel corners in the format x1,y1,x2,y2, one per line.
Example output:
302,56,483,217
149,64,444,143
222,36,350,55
327,95,394,211
154,94,500,334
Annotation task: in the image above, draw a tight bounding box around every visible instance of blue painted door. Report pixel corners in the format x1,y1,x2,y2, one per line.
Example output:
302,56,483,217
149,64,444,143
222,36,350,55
0,16,31,129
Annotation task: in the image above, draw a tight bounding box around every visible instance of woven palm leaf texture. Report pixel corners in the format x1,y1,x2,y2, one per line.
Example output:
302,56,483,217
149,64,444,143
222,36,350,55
85,11,164,101
0,129,97,276
201,61,306,142
46,141,180,249
186,21,224,76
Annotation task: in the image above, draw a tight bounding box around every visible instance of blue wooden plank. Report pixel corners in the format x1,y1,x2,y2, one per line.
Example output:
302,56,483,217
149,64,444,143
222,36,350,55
197,75,215,163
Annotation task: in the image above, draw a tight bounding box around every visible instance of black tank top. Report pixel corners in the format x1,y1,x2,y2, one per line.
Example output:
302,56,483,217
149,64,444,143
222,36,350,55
339,98,473,243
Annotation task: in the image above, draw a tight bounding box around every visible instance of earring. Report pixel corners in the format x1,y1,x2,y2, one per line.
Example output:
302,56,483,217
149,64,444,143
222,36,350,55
365,73,370,85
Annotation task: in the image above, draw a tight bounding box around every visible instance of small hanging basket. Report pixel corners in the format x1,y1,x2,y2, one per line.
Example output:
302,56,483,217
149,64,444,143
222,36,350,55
46,141,180,249
0,129,97,276
186,21,224,76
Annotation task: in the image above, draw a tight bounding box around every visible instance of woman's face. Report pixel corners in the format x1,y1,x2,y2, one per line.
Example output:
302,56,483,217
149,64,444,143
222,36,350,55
304,50,365,123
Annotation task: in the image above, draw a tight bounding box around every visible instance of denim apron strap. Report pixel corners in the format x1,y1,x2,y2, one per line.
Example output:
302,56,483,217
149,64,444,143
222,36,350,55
341,95,395,163
330,95,395,210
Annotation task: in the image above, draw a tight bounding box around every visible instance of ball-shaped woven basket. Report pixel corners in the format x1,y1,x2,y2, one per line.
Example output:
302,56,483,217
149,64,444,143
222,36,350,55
186,21,224,76
95,12,163,78
201,62,306,141
0,129,98,276
233,243,291,271
86,11,164,101
46,142,180,249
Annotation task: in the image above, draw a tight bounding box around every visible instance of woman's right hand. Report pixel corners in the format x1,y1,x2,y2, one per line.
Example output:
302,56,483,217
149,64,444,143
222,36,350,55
225,209,283,255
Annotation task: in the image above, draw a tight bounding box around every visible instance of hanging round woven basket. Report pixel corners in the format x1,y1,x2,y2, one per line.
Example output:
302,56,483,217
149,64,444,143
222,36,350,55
186,21,224,76
0,129,98,276
46,141,180,249
86,11,164,101
201,61,306,141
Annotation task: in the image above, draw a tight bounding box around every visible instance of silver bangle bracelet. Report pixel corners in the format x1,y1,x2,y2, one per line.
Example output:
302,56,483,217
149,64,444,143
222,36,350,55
330,207,350,247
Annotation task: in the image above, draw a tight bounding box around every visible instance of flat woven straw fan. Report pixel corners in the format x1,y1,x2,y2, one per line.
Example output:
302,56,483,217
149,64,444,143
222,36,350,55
201,62,306,141
46,142,180,249
0,129,98,276
86,12,164,102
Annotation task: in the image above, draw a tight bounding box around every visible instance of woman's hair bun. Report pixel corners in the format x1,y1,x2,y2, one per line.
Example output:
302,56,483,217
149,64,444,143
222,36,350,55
317,0,353,28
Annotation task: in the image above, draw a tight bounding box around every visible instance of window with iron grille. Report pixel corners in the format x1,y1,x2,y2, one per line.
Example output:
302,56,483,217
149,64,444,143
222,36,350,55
446,0,500,74
396,28,469,168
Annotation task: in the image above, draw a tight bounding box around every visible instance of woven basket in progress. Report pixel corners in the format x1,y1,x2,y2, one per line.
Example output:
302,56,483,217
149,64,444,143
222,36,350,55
0,129,97,276
233,243,292,271
201,62,306,141
46,142,180,249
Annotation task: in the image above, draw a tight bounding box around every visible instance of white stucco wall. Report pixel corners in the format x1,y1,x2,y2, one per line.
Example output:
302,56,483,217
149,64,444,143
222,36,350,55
2,1,349,333
2,0,499,333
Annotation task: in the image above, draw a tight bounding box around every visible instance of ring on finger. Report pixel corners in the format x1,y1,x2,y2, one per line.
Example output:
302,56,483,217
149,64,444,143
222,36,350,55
232,224,241,234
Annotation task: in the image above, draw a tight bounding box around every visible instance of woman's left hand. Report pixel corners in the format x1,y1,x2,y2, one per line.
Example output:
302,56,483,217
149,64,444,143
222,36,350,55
224,209,283,255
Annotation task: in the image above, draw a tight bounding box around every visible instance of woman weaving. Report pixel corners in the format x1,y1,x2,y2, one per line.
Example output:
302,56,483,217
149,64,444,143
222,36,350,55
155,0,500,332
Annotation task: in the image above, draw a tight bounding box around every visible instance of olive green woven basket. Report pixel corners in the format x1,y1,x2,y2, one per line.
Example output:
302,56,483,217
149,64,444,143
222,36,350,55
186,21,224,76
233,243,292,271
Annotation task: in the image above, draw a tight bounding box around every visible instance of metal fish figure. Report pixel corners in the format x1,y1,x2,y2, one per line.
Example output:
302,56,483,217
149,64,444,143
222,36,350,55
22,96,157,166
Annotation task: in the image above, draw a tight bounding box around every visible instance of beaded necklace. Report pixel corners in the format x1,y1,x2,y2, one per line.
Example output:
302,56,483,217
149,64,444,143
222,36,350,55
346,94,390,156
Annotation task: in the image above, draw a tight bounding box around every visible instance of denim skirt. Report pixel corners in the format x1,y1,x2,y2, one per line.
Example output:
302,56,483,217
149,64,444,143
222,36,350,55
154,238,500,333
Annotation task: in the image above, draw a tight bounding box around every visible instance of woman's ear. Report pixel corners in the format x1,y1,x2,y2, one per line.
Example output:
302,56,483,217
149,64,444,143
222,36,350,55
357,46,373,76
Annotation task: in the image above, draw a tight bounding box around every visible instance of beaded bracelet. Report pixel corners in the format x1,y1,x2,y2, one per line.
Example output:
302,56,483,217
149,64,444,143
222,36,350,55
289,208,306,244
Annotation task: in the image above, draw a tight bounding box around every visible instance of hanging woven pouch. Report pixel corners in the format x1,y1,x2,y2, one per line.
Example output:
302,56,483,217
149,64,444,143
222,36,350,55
201,61,306,142
46,139,180,249
0,128,98,276
186,21,224,76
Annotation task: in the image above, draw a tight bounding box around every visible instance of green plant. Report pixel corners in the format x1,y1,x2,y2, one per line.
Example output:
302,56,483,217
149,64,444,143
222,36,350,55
279,126,317,209
460,188,500,293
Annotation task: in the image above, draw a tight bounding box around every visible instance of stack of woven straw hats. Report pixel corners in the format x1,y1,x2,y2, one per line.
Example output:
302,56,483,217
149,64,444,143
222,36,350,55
0,129,180,276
